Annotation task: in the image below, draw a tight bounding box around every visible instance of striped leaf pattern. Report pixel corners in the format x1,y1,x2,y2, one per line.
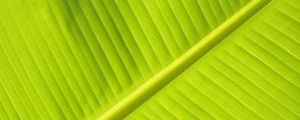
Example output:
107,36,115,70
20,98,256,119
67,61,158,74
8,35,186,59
0,0,251,119
127,0,300,120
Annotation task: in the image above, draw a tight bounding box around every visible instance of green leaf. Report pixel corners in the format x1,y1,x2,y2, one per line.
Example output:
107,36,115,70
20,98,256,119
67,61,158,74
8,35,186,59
0,0,299,120
126,0,300,120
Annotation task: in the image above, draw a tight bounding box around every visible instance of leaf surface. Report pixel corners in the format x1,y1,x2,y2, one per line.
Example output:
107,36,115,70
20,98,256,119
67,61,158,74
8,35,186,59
1,0,299,120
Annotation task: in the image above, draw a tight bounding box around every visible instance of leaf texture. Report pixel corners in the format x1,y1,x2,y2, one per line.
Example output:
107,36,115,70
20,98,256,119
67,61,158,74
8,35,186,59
1,0,299,120
126,0,300,120
0,0,251,119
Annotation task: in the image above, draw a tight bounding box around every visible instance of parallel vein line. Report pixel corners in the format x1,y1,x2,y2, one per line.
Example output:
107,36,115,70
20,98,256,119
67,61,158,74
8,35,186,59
99,0,271,119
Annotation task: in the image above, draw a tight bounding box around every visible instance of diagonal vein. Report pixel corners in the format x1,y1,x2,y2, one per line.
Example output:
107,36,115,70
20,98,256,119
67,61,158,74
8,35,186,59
99,0,271,119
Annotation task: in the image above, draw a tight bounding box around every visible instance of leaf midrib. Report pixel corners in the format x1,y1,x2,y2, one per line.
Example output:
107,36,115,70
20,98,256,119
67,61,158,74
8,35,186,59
99,0,271,119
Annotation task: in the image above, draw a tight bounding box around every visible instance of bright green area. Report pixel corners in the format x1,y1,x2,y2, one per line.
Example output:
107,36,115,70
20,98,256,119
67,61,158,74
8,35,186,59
100,0,269,119
2,0,299,120
127,0,300,120
0,0,250,119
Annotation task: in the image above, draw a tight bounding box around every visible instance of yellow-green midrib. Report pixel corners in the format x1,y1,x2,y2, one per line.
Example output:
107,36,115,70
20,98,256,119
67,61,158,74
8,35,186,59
0,0,250,119
126,0,300,119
